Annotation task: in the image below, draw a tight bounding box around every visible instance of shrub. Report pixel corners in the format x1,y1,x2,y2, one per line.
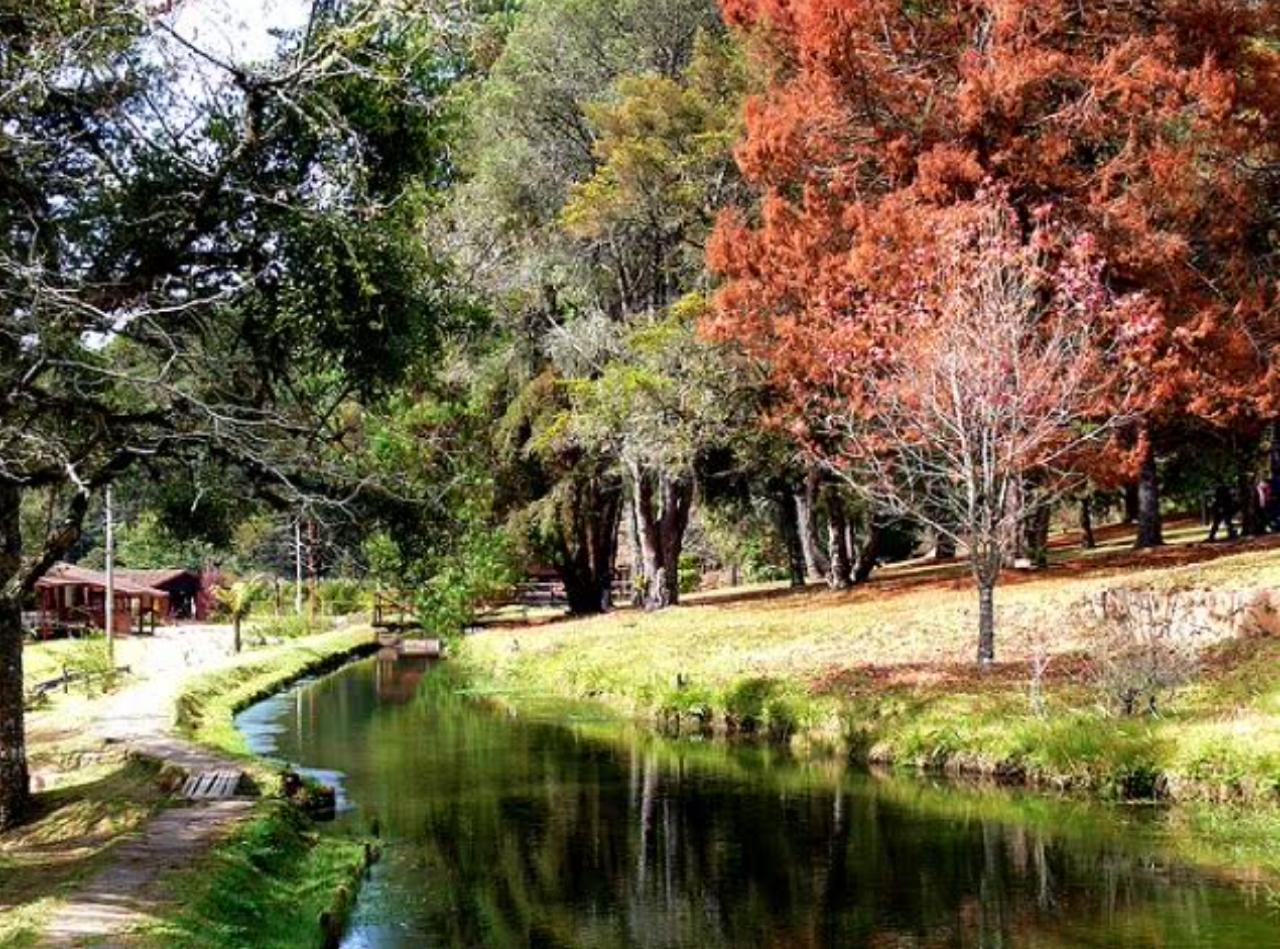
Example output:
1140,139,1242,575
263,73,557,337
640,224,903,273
61,638,121,695
723,677,773,732
417,525,517,640
657,677,716,733
1086,593,1200,717
317,579,370,617
677,554,701,595
721,677,811,741
247,614,320,647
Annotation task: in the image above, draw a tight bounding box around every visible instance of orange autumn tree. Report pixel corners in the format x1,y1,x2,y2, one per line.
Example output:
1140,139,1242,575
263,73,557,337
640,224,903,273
709,0,1280,552
807,195,1149,662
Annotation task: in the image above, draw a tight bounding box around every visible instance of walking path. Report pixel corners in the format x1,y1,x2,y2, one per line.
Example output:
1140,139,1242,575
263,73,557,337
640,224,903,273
32,628,258,946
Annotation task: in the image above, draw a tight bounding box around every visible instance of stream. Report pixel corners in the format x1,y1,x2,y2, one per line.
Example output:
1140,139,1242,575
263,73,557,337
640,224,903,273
235,652,1279,948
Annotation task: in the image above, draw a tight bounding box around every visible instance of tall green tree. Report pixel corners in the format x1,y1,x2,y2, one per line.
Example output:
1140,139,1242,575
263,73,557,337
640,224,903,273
446,3,750,610
0,1,460,828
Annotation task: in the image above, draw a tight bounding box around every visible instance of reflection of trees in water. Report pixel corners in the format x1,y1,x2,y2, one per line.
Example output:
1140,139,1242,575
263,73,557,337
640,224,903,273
283,663,1261,947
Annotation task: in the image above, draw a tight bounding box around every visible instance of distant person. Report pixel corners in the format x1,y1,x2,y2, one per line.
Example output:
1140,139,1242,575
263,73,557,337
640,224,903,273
1260,480,1273,533
1208,483,1238,541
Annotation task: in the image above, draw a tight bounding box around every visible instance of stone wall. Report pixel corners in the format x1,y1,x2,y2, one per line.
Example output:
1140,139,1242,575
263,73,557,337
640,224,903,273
1086,586,1280,644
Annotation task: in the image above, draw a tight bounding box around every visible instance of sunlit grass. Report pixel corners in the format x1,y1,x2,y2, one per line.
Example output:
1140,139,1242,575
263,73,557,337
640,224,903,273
459,534,1280,799
0,757,166,947
138,802,368,949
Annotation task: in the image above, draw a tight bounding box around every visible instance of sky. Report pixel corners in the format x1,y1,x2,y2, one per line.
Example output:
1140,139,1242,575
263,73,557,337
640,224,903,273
168,0,313,67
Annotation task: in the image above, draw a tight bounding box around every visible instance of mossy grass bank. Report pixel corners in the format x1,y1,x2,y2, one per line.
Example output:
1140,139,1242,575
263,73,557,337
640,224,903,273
140,625,381,947
458,542,1280,804
174,625,380,762
137,802,372,949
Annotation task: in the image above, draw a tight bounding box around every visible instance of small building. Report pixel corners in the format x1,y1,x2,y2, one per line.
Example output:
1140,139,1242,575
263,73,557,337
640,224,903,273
33,563,169,638
115,568,212,621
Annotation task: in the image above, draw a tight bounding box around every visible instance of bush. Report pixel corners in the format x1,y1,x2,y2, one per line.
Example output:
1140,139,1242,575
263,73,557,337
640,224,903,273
678,554,701,595
721,677,810,741
317,579,370,617
657,677,716,732
246,614,320,647
417,526,517,640
1087,593,1200,717
61,638,121,695
723,677,773,732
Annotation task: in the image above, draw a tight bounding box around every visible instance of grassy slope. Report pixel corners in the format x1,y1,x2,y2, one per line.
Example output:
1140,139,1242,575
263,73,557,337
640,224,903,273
459,530,1280,800
139,802,369,949
0,759,166,947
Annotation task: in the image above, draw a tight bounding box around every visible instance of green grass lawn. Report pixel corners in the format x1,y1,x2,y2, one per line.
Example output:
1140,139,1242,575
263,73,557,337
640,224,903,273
458,529,1280,800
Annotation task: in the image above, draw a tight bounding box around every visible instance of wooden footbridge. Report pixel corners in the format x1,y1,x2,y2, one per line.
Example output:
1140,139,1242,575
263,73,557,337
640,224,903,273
372,591,419,632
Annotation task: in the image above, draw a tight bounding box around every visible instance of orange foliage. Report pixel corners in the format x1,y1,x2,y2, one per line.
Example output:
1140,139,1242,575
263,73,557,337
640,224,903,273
708,0,1280,444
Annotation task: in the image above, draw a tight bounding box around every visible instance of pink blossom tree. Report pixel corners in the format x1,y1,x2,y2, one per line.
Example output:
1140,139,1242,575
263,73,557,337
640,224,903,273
818,198,1151,663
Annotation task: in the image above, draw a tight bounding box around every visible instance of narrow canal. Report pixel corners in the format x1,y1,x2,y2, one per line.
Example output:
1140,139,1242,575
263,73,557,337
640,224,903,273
236,653,1278,948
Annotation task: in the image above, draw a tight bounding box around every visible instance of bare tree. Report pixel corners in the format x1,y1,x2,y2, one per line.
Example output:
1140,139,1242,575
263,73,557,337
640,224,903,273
822,199,1146,664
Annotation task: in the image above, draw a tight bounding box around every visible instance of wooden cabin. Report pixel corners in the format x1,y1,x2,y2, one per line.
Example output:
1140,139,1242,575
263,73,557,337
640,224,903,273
33,564,169,638
115,568,211,621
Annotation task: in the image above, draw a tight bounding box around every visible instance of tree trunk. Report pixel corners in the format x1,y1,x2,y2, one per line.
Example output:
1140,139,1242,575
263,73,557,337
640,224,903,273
1123,482,1140,524
631,466,694,610
1022,498,1051,568
1134,443,1164,549
233,615,242,654
1080,497,1096,550
776,490,807,589
976,577,996,665
795,469,828,581
1238,437,1264,537
852,519,880,585
1271,419,1280,481
306,518,318,624
826,492,852,591
626,499,644,607
0,483,30,829
560,475,623,616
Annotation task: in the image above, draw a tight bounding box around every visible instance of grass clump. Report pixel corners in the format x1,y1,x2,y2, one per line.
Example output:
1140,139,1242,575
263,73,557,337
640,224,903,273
140,802,368,949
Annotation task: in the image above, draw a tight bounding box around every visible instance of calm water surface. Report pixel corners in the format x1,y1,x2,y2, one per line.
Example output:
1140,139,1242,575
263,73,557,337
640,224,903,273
236,655,1278,948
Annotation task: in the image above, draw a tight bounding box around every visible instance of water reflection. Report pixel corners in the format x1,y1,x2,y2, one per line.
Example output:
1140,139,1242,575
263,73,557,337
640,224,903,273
236,657,1276,948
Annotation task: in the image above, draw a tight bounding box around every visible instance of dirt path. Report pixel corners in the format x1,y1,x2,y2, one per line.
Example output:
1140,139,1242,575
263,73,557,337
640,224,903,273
39,801,254,945
31,629,259,947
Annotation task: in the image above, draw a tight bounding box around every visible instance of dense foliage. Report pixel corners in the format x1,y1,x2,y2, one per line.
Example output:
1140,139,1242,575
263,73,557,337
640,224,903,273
6,0,1280,829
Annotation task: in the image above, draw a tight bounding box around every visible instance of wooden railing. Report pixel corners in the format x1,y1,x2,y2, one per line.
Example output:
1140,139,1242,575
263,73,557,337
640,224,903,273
372,591,418,630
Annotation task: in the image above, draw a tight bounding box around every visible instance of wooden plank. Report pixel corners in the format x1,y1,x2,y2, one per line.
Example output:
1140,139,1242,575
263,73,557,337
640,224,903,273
181,769,248,800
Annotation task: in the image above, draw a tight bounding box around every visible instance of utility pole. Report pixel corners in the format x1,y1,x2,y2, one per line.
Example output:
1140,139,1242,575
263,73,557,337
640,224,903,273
104,486,115,663
294,518,303,616
307,518,317,625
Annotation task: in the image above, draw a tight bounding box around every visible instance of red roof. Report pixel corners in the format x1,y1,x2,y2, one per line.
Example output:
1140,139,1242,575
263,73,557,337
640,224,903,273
116,568,199,588
37,563,168,598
